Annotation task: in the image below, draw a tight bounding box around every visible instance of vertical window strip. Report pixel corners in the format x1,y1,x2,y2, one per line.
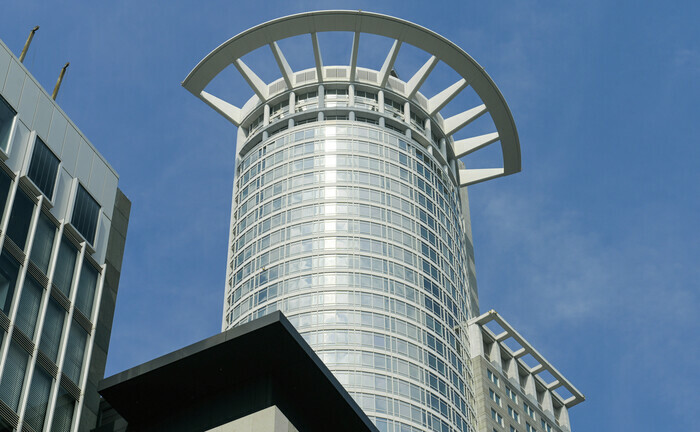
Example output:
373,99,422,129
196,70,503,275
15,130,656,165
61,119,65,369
39,298,65,362
0,169,11,221
62,322,87,384
74,261,97,317
0,95,15,152
0,341,28,411
50,387,75,432
53,239,77,298
30,213,55,274
6,188,34,250
27,138,60,200
24,366,52,431
15,276,43,340
0,252,21,316
71,185,99,244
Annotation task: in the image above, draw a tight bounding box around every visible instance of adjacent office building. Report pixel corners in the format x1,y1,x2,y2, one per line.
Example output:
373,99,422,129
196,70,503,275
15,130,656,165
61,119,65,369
0,38,129,431
468,311,583,432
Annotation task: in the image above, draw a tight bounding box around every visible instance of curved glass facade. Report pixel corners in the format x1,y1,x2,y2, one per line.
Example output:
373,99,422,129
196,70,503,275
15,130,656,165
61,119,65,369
225,108,477,431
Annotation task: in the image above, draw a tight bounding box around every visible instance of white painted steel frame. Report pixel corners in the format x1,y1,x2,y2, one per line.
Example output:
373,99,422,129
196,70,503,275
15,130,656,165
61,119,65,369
183,10,521,187
469,310,585,408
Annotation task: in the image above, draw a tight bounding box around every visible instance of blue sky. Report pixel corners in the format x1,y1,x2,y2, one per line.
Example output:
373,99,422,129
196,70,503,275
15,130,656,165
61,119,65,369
2,1,698,430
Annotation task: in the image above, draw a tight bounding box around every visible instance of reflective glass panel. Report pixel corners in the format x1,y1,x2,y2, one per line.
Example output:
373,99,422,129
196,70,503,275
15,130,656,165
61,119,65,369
15,275,43,340
0,95,15,152
53,238,77,297
62,321,86,384
70,185,99,244
30,212,55,274
24,365,52,431
39,298,65,362
0,341,28,411
6,188,34,250
50,387,75,432
0,252,20,315
74,261,98,317
27,138,60,199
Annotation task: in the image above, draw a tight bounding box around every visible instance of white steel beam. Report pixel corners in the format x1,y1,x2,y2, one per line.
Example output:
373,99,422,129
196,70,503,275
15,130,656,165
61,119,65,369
379,40,402,87
443,104,487,136
234,58,268,101
459,168,505,187
406,56,438,98
512,347,528,359
311,32,324,82
548,380,562,390
469,310,586,406
269,42,294,88
199,91,244,126
530,364,545,375
349,31,360,81
427,78,468,115
454,132,500,158
494,330,509,342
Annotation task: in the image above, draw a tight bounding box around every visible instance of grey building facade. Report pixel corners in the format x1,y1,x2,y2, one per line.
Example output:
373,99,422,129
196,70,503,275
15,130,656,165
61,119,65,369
0,38,129,431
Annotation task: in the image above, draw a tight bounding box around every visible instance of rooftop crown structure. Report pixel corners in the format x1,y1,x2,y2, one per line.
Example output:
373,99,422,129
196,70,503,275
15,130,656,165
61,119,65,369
183,10,525,432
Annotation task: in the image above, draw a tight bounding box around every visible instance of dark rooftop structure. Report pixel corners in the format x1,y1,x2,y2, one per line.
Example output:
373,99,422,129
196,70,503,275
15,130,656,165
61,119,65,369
95,311,378,432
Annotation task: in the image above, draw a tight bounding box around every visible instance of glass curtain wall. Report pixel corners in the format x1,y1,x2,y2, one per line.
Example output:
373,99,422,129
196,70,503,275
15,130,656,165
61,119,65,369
226,121,473,432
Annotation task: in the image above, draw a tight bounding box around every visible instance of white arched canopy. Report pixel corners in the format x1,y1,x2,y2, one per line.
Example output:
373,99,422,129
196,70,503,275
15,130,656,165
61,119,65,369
183,10,521,186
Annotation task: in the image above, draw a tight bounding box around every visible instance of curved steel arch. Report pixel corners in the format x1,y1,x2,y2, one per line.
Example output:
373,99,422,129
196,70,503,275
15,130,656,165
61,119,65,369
183,10,521,185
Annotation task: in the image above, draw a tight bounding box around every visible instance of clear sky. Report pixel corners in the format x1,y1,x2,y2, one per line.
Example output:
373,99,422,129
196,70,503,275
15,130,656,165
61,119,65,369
1,1,698,430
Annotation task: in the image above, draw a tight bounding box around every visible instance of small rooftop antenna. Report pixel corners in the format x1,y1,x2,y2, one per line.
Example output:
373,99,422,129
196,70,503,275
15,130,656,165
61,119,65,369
19,26,40,63
52,62,69,100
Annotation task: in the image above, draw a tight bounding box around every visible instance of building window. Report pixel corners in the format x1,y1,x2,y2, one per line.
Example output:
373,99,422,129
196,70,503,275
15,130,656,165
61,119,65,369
29,212,56,274
510,427,516,432
0,169,11,222
541,419,552,432
489,388,501,406
6,188,35,250
506,386,517,403
508,406,520,423
51,387,75,432
71,184,99,244
63,321,87,384
524,402,536,419
384,98,404,114
24,365,52,431
356,90,378,102
27,137,60,199
0,341,29,411
53,238,78,297
526,423,537,432
75,260,98,317
491,409,503,426
325,88,348,98
0,252,20,316
488,369,499,387
39,298,65,362
15,275,43,340
296,91,318,103
0,95,15,152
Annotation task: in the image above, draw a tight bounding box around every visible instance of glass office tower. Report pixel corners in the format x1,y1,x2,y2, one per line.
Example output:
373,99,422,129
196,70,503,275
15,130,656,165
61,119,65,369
0,38,129,431
184,11,521,432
